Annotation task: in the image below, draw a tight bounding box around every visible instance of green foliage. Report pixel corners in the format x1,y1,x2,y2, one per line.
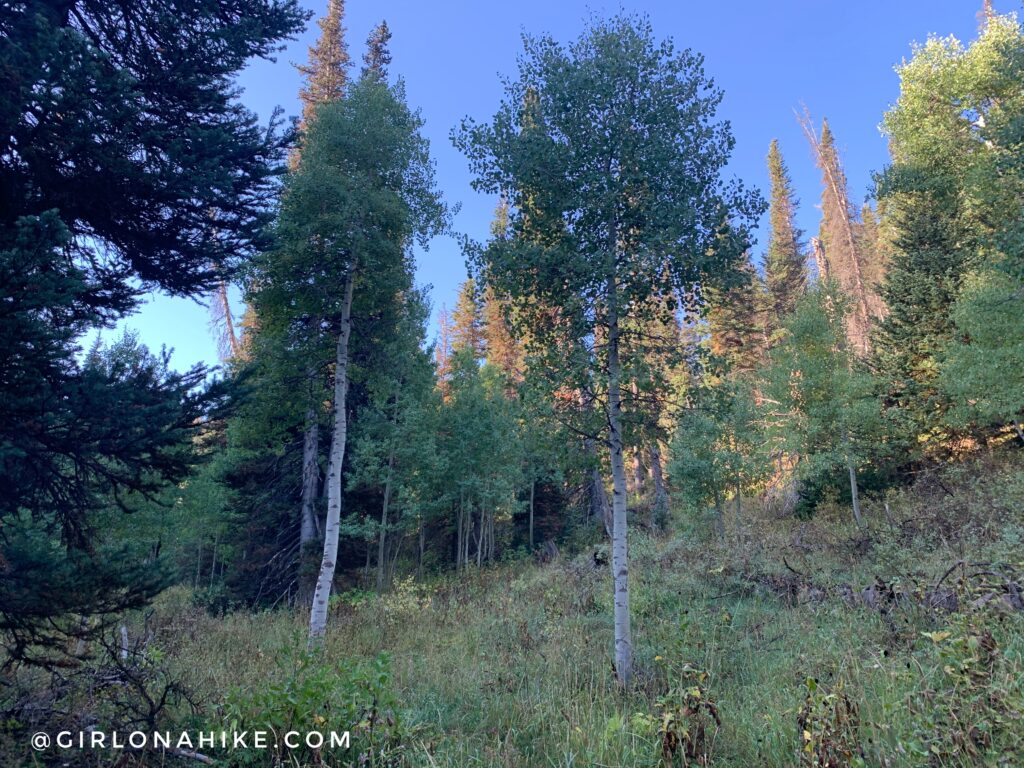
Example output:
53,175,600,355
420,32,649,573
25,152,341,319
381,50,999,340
875,12,1024,451
906,613,1024,765
1,0,306,307
1,0,303,664
651,620,721,767
454,10,763,441
763,284,881,518
797,677,863,768
941,269,1024,434
763,139,807,332
219,646,407,767
669,369,764,535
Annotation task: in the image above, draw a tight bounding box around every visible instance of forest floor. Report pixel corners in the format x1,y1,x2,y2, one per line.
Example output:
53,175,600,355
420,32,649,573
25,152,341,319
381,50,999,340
11,451,1024,767
150,450,1024,768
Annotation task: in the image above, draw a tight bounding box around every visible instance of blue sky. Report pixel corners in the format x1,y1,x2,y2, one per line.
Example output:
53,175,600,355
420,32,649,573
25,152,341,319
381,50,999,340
112,0,990,372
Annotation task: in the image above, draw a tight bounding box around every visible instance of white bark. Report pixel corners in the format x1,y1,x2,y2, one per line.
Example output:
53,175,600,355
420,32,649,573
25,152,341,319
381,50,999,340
847,461,863,526
308,267,355,645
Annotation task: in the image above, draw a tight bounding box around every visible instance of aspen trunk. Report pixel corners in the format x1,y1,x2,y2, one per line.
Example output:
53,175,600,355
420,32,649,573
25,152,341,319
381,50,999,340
376,446,395,592
417,519,425,581
734,476,742,534
649,443,668,523
847,461,863,526
456,492,464,571
308,267,355,646
528,480,535,550
713,487,726,539
606,276,632,686
632,448,645,498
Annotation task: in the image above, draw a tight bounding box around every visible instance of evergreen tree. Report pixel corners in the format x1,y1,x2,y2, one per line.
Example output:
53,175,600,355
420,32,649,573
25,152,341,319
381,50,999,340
763,140,806,334
298,0,350,124
0,0,303,662
450,278,487,360
941,270,1024,440
706,256,767,378
278,75,448,644
363,20,393,79
669,370,763,539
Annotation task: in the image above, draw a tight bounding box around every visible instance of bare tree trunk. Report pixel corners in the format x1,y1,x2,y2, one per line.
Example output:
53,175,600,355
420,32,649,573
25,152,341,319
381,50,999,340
713,487,726,539
308,267,355,646
417,519,425,581
213,280,243,360
386,532,403,587
297,401,321,603
649,444,668,524
528,480,535,550
475,502,484,567
209,534,218,589
606,275,632,687
194,541,202,590
376,446,395,592
799,112,872,356
632,448,645,498
456,492,463,571
734,477,742,534
847,462,863,526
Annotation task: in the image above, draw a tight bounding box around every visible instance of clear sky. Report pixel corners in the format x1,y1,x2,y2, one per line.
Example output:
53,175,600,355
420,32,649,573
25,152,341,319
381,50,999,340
111,0,993,373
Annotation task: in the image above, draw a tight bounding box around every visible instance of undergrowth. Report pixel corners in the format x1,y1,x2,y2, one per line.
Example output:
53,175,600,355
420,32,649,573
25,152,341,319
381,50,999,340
5,453,1024,766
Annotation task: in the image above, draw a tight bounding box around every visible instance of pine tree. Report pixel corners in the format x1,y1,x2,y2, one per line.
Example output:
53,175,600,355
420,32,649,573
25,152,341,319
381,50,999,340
298,0,351,124
363,20,393,79
450,278,487,360
480,200,524,381
290,76,448,644
435,307,454,394
706,257,767,378
763,140,806,332
0,0,304,662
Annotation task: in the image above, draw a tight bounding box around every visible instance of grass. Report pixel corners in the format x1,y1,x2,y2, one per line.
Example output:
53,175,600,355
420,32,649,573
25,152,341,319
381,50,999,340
10,452,1024,766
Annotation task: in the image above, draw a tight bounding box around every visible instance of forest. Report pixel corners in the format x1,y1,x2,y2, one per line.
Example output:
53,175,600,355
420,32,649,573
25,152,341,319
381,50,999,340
2,0,1023,766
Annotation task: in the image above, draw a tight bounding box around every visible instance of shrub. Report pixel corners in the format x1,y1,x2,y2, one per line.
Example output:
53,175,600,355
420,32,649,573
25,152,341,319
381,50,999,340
217,644,408,767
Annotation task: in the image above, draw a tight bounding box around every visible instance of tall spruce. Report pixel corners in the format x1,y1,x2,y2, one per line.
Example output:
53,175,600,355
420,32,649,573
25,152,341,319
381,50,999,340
298,0,350,125
450,278,487,360
707,256,767,377
294,76,447,644
294,0,353,600
363,20,393,79
0,0,304,662
763,140,806,332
